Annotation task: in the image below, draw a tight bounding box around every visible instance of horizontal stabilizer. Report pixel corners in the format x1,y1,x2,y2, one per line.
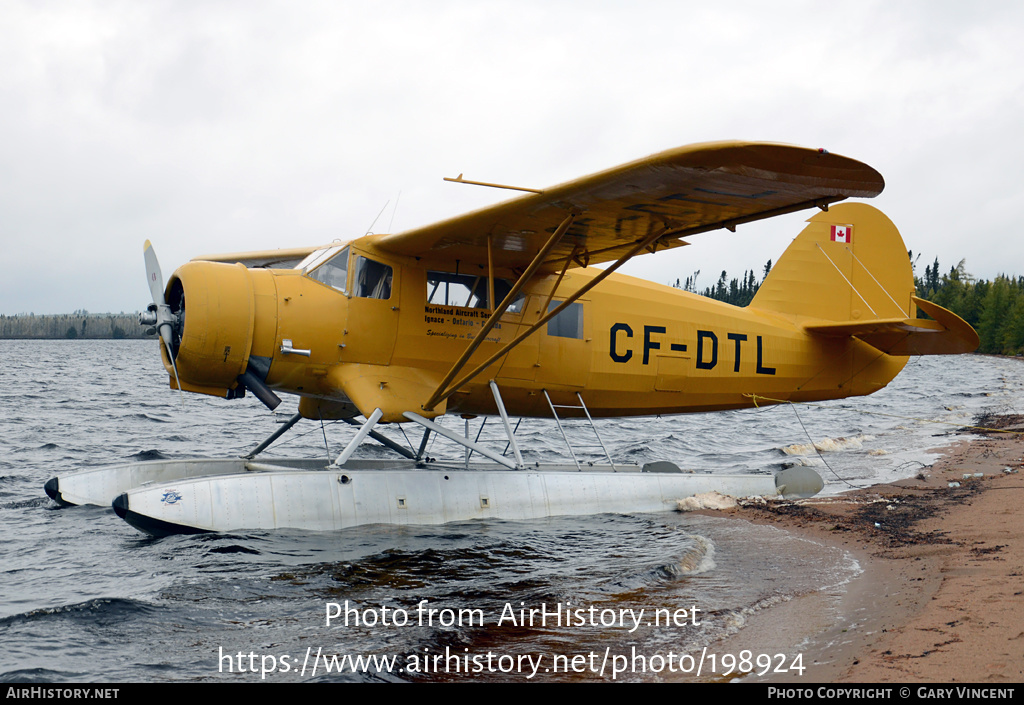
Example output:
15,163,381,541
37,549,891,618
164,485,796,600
805,297,979,355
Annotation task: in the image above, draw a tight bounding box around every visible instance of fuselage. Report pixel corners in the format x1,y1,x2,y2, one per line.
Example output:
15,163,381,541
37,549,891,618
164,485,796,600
160,236,907,423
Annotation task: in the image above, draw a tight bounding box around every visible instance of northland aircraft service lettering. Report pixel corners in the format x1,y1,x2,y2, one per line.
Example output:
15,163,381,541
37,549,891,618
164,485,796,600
44,141,979,535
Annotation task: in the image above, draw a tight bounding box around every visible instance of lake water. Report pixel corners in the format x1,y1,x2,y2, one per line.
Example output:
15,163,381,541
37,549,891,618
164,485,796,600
1,340,1019,682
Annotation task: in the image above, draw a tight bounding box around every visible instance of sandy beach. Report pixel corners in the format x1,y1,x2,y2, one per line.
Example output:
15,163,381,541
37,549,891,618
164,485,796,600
705,412,1024,683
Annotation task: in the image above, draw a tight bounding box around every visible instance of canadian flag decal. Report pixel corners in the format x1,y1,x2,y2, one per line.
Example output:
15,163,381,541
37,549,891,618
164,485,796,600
830,225,852,243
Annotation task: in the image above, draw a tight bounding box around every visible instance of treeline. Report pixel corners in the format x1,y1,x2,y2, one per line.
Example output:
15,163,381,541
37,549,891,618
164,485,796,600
0,312,151,339
673,260,773,307
914,257,1024,355
678,255,1024,355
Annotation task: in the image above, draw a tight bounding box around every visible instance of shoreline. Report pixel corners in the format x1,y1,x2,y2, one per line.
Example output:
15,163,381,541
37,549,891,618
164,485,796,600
702,414,1024,683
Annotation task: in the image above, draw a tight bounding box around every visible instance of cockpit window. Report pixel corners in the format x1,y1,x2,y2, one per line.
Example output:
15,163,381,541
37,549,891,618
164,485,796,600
306,246,350,292
426,271,525,312
353,256,393,299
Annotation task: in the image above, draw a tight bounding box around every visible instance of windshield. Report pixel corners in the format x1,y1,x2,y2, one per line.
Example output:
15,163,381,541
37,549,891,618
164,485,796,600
297,245,342,272
304,246,350,292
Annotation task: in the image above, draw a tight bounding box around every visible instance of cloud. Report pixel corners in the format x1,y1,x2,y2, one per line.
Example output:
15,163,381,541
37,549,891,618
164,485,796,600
1,1,1022,313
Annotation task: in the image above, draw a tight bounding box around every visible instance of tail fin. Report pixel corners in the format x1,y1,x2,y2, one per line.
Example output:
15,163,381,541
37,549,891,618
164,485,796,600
751,203,978,355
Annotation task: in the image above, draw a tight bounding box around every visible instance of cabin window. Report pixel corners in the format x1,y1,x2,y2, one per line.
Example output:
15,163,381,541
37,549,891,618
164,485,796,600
353,256,393,299
547,301,583,339
426,271,524,312
306,246,350,292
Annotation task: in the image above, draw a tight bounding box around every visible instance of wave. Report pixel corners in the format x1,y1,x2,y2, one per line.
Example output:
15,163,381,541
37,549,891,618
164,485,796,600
0,667,80,683
781,434,874,455
0,597,160,628
128,449,169,461
656,534,716,578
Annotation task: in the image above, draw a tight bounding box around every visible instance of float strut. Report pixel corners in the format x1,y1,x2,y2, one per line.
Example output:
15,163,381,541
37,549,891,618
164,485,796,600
340,416,417,460
490,380,524,469
415,428,432,465
332,408,383,467
403,412,518,470
241,413,302,459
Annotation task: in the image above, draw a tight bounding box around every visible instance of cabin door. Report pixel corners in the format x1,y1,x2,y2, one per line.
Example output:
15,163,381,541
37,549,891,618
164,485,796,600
342,255,400,364
535,299,590,388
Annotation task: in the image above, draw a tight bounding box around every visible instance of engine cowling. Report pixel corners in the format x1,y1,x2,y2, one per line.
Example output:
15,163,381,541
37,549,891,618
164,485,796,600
162,261,255,397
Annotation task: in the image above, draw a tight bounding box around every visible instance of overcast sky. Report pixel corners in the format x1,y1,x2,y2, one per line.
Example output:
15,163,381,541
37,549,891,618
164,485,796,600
2,0,1022,315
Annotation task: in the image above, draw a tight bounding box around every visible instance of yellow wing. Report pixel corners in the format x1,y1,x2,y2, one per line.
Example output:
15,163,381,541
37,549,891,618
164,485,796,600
375,141,884,270
191,246,321,269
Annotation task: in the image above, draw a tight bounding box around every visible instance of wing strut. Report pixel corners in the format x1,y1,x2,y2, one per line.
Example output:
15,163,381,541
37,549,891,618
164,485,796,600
424,222,674,411
541,244,579,316
422,211,578,411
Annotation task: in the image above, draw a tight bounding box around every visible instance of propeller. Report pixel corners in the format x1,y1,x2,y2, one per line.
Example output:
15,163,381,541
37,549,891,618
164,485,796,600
139,240,185,408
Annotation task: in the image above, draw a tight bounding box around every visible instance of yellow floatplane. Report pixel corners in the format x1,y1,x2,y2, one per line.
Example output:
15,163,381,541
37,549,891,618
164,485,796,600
45,141,978,535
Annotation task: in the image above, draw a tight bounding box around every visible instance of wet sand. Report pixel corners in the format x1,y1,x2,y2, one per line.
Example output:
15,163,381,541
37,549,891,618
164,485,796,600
705,413,1024,683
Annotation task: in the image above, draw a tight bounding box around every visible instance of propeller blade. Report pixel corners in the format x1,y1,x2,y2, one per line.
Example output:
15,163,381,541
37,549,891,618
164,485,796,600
141,240,186,410
142,240,174,349
143,240,166,306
